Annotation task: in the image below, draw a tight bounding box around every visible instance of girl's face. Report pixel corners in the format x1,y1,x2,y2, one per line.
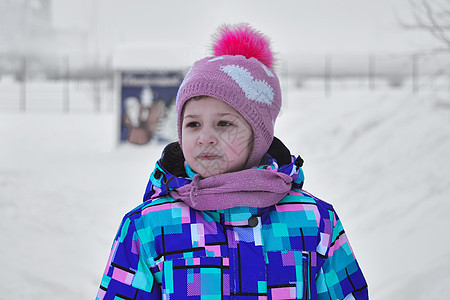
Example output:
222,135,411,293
181,96,253,178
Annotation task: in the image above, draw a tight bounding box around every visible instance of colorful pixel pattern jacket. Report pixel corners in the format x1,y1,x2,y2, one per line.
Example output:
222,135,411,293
97,148,368,299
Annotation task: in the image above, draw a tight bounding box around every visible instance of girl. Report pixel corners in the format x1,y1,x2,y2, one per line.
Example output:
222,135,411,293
96,24,368,299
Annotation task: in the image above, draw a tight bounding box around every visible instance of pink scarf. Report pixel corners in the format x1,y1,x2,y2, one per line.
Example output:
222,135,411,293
170,168,293,211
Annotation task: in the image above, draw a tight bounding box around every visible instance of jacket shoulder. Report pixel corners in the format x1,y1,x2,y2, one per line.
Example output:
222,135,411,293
124,196,185,220
280,189,335,212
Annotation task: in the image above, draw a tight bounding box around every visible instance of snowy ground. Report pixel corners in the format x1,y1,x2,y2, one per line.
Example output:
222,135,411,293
1,79,449,299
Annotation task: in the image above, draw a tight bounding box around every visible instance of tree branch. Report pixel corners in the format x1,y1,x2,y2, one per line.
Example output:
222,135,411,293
421,0,450,47
401,0,450,49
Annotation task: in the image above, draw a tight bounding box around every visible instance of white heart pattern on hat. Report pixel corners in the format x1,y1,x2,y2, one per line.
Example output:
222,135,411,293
220,65,274,105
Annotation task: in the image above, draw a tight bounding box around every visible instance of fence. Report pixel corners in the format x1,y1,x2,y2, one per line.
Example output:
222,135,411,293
0,77,114,113
0,52,449,113
0,54,115,113
281,51,450,96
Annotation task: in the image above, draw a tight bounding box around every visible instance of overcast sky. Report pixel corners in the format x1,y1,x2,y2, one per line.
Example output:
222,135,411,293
51,0,438,59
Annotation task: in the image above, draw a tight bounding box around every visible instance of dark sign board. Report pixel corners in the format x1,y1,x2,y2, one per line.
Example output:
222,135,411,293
120,71,183,144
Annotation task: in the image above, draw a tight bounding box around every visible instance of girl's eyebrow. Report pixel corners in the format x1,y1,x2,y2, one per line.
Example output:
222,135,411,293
184,113,238,119
217,112,239,118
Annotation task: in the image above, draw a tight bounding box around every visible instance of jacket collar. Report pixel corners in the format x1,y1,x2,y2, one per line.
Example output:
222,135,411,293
143,138,304,206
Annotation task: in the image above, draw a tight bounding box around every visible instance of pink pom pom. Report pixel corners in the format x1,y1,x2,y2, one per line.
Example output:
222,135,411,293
213,23,274,68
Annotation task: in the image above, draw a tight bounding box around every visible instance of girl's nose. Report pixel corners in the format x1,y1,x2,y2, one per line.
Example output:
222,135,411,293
198,129,218,145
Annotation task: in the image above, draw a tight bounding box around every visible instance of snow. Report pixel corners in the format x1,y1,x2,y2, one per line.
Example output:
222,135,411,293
1,78,449,299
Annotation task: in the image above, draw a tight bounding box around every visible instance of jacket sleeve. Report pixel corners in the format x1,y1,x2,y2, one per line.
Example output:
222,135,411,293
316,209,368,300
96,215,161,300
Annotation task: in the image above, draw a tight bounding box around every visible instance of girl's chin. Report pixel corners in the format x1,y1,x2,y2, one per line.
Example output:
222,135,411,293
194,165,227,178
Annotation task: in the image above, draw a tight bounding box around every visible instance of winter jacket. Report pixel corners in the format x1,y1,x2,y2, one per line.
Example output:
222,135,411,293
96,140,368,299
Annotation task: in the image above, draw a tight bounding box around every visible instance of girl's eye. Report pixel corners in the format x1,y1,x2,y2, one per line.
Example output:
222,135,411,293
186,122,200,128
218,120,233,127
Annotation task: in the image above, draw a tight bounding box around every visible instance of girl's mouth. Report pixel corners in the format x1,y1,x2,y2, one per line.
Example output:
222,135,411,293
198,154,220,160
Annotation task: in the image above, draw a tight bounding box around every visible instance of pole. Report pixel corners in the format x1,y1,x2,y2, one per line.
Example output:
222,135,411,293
324,54,332,97
63,56,70,113
369,54,375,90
412,54,419,93
20,56,27,112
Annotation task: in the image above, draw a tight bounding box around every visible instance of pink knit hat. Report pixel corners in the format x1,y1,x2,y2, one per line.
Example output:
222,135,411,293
176,24,282,168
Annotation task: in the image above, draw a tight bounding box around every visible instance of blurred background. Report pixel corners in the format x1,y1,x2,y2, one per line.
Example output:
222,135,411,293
0,0,448,114
1,0,449,299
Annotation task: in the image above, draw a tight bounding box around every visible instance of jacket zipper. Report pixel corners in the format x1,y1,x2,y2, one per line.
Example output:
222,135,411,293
302,253,309,300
